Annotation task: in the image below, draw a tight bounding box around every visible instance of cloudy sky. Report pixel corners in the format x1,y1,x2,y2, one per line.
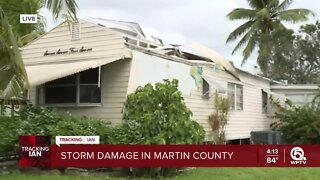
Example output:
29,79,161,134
51,0,320,72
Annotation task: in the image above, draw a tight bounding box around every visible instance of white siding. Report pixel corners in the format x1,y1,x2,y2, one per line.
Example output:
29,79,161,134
225,72,273,140
55,60,131,123
128,50,197,95
129,51,274,140
186,68,274,140
24,20,132,123
22,20,130,66
184,67,241,140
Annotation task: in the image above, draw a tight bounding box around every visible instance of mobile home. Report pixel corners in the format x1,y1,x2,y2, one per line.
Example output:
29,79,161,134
22,19,285,142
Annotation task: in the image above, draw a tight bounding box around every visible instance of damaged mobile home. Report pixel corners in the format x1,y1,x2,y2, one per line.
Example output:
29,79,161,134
22,18,288,142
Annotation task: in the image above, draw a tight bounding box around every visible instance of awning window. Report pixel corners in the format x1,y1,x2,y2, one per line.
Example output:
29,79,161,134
202,75,226,94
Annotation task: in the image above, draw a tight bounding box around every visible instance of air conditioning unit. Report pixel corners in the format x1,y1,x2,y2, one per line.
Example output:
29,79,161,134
250,131,284,144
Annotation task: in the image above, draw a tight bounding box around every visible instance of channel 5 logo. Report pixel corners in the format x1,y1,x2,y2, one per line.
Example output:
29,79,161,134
290,147,307,165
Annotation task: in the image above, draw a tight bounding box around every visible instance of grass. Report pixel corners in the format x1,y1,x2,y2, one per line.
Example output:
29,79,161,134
1,168,320,180
174,168,320,180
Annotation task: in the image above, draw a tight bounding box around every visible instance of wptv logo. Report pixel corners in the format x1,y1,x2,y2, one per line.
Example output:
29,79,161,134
290,147,307,165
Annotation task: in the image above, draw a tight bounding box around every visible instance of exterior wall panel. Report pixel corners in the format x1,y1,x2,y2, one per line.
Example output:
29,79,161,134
24,20,131,124
129,50,273,140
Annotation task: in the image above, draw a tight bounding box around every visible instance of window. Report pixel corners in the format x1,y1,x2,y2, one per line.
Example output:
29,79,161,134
44,68,101,105
286,93,317,107
139,41,148,48
79,68,101,103
45,75,77,104
262,90,268,113
228,83,243,111
202,78,210,99
227,138,250,145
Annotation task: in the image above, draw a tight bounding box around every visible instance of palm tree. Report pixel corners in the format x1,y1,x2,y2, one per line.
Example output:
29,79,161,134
0,0,78,99
226,0,314,68
1,0,46,48
0,7,28,99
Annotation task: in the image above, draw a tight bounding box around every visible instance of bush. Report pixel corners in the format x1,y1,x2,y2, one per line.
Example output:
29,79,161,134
271,100,320,144
18,105,63,135
51,116,113,144
122,79,205,145
0,105,113,157
0,116,21,157
109,122,142,144
120,79,205,177
207,92,230,144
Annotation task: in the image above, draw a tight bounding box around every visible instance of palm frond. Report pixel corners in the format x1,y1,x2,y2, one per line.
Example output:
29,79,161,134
0,0,45,38
269,20,286,31
276,0,293,11
256,8,271,20
231,21,259,55
278,9,315,23
258,34,271,57
0,7,28,99
247,0,266,9
20,32,43,46
227,8,257,20
267,0,280,9
42,0,79,21
241,31,258,65
226,20,255,43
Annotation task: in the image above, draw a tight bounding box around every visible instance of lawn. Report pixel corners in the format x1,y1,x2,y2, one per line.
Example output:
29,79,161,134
177,168,320,180
1,168,320,180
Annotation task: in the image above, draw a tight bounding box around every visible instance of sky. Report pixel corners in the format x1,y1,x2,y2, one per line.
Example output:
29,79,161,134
48,0,320,72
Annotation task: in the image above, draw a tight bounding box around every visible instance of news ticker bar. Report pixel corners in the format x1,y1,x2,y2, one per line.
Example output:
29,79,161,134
20,144,320,167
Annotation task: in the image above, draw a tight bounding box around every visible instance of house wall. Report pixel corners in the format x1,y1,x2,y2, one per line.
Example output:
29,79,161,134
29,60,131,124
127,50,197,95
24,20,132,124
22,20,130,66
129,51,273,140
184,66,239,140
52,60,131,124
226,71,273,140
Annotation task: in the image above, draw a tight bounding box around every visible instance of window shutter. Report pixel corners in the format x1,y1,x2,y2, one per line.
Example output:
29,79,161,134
71,21,80,40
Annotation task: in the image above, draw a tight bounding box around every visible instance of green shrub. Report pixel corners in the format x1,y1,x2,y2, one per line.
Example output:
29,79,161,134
122,79,205,145
271,100,320,144
18,105,63,135
0,116,21,156
120,79,205,177
50,116,113,144
109,122,142,144
0,105,113,156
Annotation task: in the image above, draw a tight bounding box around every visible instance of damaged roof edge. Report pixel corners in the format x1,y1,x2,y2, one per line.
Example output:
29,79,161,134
188,42,240,81
127,43,285,85
236,68,285,85
127,43,194,66
126,43,217,67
